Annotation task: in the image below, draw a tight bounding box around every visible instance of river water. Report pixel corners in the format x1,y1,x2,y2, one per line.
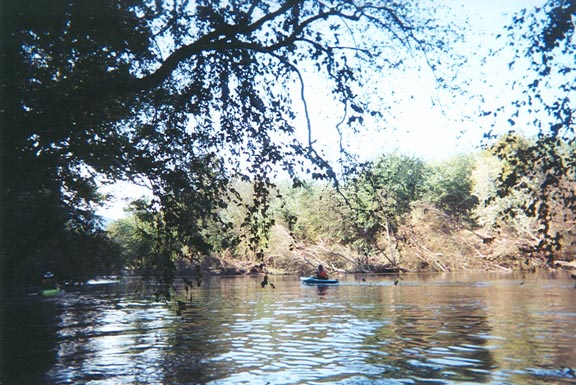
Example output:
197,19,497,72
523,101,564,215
2,271,575,385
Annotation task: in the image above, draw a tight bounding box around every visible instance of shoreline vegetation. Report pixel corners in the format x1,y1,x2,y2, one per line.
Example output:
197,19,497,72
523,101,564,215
173,209,575,280
108,146,575,288
203,204,565,282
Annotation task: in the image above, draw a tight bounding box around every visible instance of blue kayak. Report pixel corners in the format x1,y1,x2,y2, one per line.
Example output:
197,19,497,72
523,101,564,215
300,277,339,285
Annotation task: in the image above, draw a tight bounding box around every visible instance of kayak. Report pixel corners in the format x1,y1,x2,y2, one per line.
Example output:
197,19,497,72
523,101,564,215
41,288,61,297
300,277,339,285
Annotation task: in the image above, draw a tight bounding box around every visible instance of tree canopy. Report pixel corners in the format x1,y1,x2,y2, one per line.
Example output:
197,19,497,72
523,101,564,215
1,0,456,286
488,0,575,264
2,0,574,287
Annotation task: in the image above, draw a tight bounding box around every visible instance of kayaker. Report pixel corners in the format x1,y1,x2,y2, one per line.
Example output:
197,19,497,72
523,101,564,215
41,272,57,290
315,265,329,280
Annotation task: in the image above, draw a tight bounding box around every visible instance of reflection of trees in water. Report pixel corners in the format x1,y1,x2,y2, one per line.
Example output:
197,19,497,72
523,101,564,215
486,281,576,371
364,285,495,383
2,297,59,384
11,276,574,384
162,316,227,384
161,276,281,383
161,282,232,383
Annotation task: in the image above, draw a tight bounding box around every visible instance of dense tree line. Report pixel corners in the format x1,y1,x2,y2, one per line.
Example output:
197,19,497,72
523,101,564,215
109,140,575,275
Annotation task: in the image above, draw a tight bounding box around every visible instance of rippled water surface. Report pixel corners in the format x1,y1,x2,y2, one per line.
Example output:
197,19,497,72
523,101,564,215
2,271,576,384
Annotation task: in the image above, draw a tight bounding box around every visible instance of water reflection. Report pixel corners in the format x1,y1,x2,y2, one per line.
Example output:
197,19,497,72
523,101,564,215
46,293,173,384
1,295,59,384
372,293,496,383
2,272,576,384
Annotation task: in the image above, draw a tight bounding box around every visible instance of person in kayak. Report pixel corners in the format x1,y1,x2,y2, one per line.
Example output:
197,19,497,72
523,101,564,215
41,272,57,290
315,265,329,280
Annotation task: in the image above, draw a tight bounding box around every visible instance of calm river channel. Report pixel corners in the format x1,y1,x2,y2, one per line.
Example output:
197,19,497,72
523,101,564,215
2,271,576,384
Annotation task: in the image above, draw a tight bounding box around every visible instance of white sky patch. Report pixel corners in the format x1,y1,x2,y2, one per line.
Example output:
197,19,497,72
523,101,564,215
98,181,152,221
298,0,549,163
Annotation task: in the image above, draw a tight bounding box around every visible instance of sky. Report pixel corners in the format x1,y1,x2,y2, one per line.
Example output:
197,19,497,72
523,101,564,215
302,0,548,162
97,0,548,221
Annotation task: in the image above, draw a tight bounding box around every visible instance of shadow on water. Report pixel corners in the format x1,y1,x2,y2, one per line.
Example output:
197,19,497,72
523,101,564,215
1,294,59,384
2,272,576,384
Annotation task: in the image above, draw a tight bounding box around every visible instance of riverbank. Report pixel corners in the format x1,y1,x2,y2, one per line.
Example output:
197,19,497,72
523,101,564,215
190,228,572,279
188,201,576,278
